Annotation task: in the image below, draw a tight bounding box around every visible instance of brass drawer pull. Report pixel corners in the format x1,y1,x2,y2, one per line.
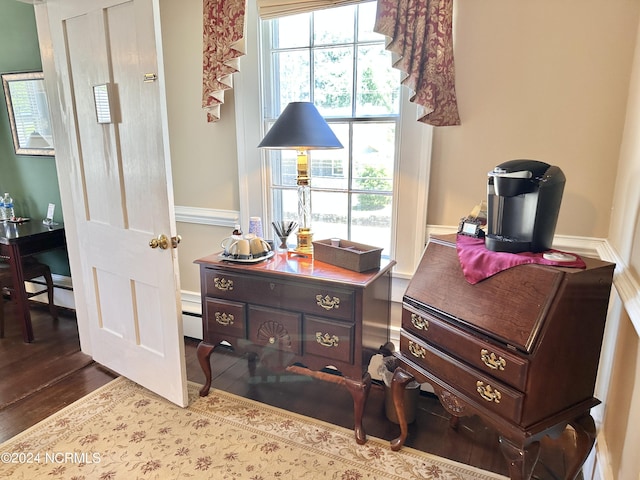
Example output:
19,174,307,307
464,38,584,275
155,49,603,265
476,381,501,403
411,313,429,331
480,349,506,371
408,340,426,359
213,277,233,291
215,312,234,326
316,332,339,348
316,294,340,311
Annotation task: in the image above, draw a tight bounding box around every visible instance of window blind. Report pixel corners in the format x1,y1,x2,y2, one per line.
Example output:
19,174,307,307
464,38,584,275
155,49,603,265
256,0,369,19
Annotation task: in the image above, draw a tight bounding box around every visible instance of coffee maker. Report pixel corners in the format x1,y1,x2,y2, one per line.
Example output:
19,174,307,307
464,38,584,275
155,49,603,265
485,159,565,253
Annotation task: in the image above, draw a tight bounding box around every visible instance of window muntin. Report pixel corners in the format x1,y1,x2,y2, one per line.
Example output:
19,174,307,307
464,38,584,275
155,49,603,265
262,2,399,255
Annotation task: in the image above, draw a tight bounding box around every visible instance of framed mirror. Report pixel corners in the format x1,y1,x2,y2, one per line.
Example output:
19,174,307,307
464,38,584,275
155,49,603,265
1,71,54,156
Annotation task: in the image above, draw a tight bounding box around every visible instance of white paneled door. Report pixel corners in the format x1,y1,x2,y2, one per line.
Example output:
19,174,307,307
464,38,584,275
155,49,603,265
35,0,187,406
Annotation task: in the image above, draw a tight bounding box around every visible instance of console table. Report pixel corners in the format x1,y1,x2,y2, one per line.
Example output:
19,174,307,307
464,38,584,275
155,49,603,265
390,235,614,480
195,251,395,444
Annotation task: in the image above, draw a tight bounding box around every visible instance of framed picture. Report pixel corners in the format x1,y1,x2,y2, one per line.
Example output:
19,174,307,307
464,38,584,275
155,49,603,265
1,71,55,156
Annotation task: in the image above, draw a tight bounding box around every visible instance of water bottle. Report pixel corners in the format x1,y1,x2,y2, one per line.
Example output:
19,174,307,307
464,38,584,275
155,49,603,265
3,193,14,220
0,195,5,221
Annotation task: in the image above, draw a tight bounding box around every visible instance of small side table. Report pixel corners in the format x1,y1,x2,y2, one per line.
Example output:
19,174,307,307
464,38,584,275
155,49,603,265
195,251,395,444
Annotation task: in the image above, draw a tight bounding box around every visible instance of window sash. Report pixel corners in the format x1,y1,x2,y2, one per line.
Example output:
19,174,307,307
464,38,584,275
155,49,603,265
261,7,399,255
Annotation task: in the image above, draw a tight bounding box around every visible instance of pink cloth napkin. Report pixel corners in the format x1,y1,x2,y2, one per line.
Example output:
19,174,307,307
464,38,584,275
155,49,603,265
456,234,586,284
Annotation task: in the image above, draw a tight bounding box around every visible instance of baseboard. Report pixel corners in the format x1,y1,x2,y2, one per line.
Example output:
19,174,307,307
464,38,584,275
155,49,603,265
180,290,203,339
591,434,614,480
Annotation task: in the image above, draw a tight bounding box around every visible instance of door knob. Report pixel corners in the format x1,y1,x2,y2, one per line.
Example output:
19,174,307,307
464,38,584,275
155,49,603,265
150,234,181,249
149,234,169,249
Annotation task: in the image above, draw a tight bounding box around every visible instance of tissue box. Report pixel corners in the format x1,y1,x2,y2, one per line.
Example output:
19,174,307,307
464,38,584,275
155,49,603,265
313,239,382,272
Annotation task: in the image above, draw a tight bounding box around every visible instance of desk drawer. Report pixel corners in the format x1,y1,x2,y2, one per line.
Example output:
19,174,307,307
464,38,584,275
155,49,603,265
204,268,354,321
400,331,523,424
402,306,529,391
248,305,302,355
304,315,354,364
204,298,246,340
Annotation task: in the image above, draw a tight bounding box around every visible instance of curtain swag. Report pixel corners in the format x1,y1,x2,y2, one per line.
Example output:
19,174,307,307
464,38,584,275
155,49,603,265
203,0,460,125
202,0,247,122
374,0,460,126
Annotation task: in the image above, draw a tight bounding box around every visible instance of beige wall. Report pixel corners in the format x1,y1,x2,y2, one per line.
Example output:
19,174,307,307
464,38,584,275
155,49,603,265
602,7,640,479
428,0,639,238
160,0,240,293
161,0,239,212
162,0,640,295
609,2,640,281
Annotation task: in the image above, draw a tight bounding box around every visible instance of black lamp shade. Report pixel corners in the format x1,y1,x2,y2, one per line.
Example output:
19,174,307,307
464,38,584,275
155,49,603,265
257,102,343,150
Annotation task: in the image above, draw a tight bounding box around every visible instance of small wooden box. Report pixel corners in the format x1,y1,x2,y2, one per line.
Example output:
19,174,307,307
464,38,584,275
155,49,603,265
313,239,382,272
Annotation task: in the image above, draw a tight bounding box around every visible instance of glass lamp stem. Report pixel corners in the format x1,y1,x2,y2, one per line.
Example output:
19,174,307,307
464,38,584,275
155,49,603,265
298,183,311,230
296,149,313,255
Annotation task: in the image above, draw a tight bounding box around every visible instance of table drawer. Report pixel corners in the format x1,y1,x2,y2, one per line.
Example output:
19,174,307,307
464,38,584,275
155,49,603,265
304,315,354,364
402,306,529,391
282,284,354,321
204,298,246,340
400,331,524,424
204,268,354,321
248,305,302,355
203,270,249,299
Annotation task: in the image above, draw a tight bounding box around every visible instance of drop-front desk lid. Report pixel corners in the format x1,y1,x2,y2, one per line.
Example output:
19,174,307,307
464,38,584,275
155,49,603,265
404,234,614,353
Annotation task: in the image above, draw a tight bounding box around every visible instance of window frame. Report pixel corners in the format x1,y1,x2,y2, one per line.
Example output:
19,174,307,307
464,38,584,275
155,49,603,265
235,0,432,282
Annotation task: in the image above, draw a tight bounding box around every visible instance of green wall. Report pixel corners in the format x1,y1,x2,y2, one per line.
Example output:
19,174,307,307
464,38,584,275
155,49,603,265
0,1,69,276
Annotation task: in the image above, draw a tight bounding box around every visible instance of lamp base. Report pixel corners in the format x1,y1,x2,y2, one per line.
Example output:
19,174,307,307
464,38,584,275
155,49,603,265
294,228,313,257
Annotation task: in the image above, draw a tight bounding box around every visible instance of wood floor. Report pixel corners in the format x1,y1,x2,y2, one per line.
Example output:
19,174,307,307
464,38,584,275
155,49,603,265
0,305,584,479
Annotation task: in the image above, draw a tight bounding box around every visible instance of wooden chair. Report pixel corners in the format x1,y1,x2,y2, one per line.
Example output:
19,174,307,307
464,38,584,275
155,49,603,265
0,257,58,338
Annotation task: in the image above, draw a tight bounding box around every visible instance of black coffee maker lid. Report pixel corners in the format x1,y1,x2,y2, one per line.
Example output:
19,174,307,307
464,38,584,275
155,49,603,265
490,159,550,179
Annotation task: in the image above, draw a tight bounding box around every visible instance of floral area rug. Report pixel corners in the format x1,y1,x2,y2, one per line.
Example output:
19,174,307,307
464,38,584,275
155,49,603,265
0,377,507,479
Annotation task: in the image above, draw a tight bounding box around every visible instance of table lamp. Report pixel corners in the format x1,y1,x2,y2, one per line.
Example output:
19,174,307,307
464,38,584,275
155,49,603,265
258,102,343,255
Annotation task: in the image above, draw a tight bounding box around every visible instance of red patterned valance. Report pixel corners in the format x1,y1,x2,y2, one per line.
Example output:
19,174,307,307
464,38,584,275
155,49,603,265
202,0,247,122
374,0,460,126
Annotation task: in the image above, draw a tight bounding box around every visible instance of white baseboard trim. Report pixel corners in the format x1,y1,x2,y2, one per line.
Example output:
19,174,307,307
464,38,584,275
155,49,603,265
181,290,203,339
592,434,614,480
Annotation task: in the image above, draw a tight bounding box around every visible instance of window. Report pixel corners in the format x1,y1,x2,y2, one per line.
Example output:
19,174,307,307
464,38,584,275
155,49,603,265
237,0,432,280
260,2,400,255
